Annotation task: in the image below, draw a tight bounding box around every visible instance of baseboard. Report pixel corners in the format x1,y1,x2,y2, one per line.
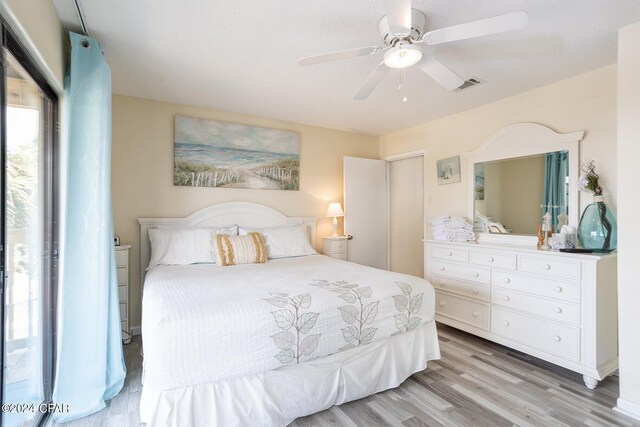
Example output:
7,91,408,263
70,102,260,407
130,326,141,336
614,398,640,421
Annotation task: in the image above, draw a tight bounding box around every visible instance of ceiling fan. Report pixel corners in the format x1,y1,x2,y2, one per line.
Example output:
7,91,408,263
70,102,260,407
298,0,528,100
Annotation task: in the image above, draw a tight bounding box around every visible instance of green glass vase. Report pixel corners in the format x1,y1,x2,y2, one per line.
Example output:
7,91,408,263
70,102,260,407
578,196,617,252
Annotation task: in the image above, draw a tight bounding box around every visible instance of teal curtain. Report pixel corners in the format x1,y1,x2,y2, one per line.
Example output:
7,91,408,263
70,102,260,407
52,32,126,422
543,151,569,230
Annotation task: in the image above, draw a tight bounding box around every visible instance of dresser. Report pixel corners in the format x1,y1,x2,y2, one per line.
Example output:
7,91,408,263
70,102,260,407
323,236,348,260
115,245,131,336
425,240,617,389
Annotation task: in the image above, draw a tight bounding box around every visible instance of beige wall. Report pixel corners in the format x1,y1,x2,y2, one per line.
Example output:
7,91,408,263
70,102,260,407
380,65,618,237
499,155,545,234
112,95,379,329
0,0,66,92
616,21,640,416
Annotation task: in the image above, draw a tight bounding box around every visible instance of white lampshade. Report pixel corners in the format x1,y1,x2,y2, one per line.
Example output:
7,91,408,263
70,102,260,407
326,203,344,217
383,44,422,69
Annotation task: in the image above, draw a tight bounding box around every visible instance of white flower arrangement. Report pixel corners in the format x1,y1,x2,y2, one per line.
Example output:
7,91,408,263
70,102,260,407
578,160,603,196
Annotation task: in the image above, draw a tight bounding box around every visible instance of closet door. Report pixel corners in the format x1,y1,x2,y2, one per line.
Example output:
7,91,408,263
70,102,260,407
343,157,387,269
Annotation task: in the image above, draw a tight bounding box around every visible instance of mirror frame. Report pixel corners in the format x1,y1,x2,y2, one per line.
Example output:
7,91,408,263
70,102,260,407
465,123,584,245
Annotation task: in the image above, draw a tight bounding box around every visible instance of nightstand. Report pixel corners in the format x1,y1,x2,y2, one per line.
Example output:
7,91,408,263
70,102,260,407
323,236,348,260
115,245,132,336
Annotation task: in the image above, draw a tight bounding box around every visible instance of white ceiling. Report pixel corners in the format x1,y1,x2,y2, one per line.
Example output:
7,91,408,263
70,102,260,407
53,0,640,135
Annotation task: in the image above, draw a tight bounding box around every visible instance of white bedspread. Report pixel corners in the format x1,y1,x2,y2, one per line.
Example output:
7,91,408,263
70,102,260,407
141,255,436,392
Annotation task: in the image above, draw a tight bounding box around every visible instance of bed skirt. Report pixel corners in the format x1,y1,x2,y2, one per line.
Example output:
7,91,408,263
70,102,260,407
140,320,440,426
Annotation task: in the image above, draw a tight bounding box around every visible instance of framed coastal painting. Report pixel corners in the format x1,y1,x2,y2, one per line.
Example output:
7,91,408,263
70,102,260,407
436,155,461,185
174,115,300,190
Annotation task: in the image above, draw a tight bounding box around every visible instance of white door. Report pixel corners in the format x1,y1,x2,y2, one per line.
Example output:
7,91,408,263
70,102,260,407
389,156,425,277
343,157,387,269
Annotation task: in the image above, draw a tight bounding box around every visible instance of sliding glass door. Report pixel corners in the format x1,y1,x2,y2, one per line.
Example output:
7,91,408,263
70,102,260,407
1,23,57,427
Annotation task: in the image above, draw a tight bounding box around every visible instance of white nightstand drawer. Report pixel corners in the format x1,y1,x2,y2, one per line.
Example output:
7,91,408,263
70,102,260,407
493,271,580,303
116,250,128,268
470,250,516,270
431,274,489,302
518,256,581,280
117,267,128,285
119,303,127,321
432,260,490,285
118,285,127,302
492,288,580,326
432,246,469,263
492,307,580,361
436,292,489,330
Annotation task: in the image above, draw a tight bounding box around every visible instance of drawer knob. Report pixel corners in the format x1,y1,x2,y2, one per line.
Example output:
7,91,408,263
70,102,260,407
472,311,479,318
447,251,453,256
440,282,445,287
440,266,446,271
473,272,480,277
488,257,495,262
543,264,551,270
554,286,563,293
504,278,511,284
555,307,563,314
553,335,562,342
503,295,510,301
472,289,479,295
503,320,510,327
439,301,445,307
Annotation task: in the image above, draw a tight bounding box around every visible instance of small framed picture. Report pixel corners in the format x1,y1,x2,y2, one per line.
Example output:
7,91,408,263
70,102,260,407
114,236,121,246
437,156,461,185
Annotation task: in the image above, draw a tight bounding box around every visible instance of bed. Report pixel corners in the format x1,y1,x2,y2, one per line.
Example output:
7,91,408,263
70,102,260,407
138,202,440,426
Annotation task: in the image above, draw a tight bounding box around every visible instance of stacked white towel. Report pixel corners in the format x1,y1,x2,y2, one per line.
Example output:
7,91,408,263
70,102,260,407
432,215,476,242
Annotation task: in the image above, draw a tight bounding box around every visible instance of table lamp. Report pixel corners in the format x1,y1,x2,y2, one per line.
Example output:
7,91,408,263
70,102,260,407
326,203,344,237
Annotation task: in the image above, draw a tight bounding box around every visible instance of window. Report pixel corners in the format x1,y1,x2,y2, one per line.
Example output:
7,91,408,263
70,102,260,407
0,21,58,427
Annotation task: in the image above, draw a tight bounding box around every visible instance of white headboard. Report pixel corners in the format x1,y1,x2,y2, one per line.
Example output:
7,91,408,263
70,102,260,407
138,202,318,285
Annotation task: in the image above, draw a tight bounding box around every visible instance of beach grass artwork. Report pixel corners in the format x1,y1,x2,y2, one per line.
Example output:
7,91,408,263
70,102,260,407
174,115,300,190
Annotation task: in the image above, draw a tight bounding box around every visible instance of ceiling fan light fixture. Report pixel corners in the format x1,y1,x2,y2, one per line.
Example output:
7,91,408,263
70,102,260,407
383,44,422,69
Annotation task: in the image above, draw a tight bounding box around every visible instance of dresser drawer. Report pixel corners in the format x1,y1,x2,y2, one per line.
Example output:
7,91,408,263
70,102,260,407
118,285,127,302
432,274,489,302
493,271,580,303
432,261,490,285
119,302,127,321
436,291,489,330
116,250,128,268
492,307,580,360
117,267,128,285
432,246,469,263
330,240,347,252
492,288,580,326
518,256,581,280
470,250,516,270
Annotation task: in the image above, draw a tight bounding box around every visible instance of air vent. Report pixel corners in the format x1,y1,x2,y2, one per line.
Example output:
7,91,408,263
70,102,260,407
457,77,484,91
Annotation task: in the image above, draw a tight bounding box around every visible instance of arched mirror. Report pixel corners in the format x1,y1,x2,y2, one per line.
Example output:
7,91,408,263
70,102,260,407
466,123,584,244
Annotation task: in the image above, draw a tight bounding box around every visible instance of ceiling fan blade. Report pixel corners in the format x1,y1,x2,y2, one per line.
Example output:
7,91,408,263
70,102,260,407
383,0,412,36
423,11,528,45
417,56,464,90
299,46,381,66
354,62,390,100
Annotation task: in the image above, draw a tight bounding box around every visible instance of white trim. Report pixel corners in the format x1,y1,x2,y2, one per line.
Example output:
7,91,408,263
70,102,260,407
383,150,428,272
0,3,64,94
466,123,584,244
614,398,640,421
138,202,318,290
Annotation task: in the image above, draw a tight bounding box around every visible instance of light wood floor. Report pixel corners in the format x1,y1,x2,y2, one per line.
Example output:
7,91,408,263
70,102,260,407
56,324,639,426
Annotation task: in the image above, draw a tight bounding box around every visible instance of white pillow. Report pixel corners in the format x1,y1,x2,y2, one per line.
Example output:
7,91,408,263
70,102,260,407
148,226,237,269
239,224,316,259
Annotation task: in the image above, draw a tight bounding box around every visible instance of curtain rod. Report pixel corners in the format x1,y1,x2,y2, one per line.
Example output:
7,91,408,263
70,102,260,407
73,0,90,36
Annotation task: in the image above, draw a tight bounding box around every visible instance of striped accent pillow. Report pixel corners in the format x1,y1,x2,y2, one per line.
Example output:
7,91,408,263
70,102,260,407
214,232,267,266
